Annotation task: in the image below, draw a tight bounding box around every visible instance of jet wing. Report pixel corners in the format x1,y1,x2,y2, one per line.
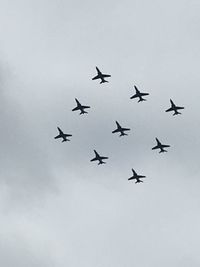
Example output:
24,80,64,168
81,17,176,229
122,128,130,131
54,135,61,139
57,127,63,134
75,98,81,105
102,74,111,78
92,75,99,80
132,169,137,176
128,177,136,180
101,156,108,160
130,94,137,99
170,99,175,106
162,144,170,148
94,150,100,157
165,107,174,112
155,138,161,145
152,145,159,150
134,86,140,93
141,92,149,96
112,129,119,133
138,175,146,178
115,121,121,128
82,105,90,109
90,157,97,162
96,67,101,74
72,107,79,111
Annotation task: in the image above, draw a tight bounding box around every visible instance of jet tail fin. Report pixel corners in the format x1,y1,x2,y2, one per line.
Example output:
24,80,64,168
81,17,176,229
100,80,108,84
80,110,88,115
98,161,106,165
135,180,143,184
138,98,146,103
159,149,167,153
173,111,181,116
120,132,128,137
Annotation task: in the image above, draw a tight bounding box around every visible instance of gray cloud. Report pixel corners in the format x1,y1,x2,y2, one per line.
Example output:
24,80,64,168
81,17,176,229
0,0,200,266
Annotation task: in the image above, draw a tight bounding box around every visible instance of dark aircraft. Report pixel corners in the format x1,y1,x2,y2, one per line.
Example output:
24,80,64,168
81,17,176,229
165,99,184,116
92,67,111,84
130,85,149,102
152,138,170,153
128,169,146,183
72,98,90,115
90,150,108,165
112,121,130,137
54,127,72,142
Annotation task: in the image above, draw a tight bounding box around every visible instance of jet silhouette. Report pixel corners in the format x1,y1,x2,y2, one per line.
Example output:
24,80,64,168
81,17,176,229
92,67,111,84
112,121,130,137
130,85,149,102
90,150,108,165
165,99,184,116
54,127,72,142
152,138,170,153
72,98,90,115
128,169,146,183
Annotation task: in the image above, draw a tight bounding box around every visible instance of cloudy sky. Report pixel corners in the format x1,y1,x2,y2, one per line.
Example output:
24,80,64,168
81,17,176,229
0,0,200,266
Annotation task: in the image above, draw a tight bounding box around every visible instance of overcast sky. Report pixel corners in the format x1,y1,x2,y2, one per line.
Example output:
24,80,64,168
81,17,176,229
0,0,200,266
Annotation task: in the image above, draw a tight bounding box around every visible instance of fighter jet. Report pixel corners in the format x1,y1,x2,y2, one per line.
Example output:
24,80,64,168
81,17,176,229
54,127,72,142
165,99,184,116
72,98,90,115
92,67,111,84
152,138,170,153
90,150,108,165
128,169,146,183
130,85,149,102
112,121,130,137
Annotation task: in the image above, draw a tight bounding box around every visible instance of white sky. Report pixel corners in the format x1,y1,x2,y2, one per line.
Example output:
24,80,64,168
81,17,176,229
0,0,200,266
